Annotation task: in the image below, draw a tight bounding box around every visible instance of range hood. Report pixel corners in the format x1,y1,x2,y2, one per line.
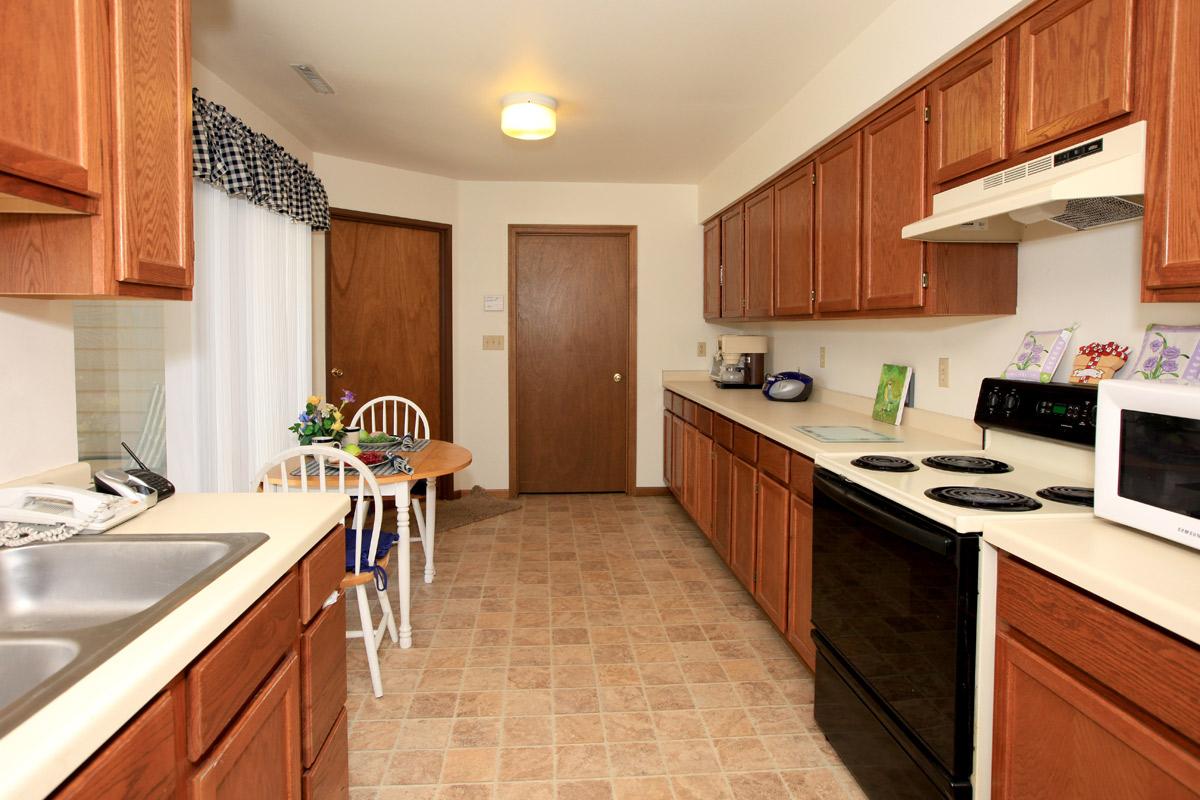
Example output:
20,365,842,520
902,120,1146,242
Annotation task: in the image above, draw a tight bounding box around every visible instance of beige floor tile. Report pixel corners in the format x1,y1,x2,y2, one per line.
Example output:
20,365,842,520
606,741,664,777
601,711,655,743
450,718,501,748
385,750,445,785
556,779,614,800
440,748,498,783
502,715,554,746
672,774,733,800
659,738,720,774
715,737,775,772
498,746,555,781
612,776,673,800
555,714,605,744
556,744,609,779
727,771,791,800
496,782,554,800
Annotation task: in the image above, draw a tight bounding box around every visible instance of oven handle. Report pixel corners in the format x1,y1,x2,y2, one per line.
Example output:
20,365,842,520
814,471,955,557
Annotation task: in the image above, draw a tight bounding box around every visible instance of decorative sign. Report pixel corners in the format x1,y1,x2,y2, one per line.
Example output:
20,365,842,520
1127,323,1200,384
1002,326,1075,383
484,295,504,312
1069,341,1130,384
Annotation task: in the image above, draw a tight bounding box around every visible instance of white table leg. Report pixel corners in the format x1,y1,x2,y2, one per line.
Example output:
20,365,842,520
424,484,436,583
396,481,413,649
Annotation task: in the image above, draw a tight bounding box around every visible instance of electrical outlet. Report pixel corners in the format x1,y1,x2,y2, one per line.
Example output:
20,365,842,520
819,346,827,368
482,335,505,351
938,357,950,388
696,341,707,358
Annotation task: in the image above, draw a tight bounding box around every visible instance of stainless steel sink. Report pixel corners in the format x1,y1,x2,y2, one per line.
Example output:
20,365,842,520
0,533,267,738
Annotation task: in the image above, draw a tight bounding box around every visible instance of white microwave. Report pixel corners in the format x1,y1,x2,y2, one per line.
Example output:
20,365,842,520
1095,380,1200,551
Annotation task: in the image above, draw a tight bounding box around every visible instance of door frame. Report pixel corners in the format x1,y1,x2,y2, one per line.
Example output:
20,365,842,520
326,207,454,495
507,224,638,496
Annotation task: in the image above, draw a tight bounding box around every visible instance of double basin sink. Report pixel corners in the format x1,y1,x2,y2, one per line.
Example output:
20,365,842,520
0,533,267,739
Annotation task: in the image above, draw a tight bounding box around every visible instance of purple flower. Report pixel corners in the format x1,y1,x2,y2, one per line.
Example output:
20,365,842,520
340,389,356,404
1017,350,1031,362
1164,359,1180,373
1164,346,1181,359
1151,338,1163,352
1144,357,1158,370
298,412,310,423
1030,344,1045,355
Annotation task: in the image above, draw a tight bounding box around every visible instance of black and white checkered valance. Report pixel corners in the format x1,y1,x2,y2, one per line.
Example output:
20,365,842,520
191,89,330,231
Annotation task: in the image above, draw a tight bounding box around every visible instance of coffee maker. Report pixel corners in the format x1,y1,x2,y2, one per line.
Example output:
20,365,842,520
710,334,767,388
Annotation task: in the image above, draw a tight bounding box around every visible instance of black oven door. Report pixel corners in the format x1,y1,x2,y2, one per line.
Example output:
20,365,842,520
811,468,978,783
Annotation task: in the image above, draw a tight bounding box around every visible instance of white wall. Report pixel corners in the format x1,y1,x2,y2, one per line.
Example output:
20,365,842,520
740,223,1200,419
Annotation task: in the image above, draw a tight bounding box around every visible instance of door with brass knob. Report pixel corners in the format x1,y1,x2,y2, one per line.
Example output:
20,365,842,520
613,373,623,383
330,367,344,378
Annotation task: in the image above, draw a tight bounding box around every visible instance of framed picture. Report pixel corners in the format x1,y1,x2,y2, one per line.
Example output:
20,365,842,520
872,364,913,426
1127,324,1200,384
1002,327,1075,383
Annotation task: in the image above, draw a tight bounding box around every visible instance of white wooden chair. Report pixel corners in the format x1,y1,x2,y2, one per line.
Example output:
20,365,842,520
253,445,397,697
351,396,440,584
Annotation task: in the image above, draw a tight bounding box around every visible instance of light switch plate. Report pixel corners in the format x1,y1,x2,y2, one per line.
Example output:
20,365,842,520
482,335,505,351
484,295,504,312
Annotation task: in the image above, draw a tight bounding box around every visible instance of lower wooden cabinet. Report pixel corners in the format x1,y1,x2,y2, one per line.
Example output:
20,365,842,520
303,709,349,800
671,415,686,500
712,445,733,564
683,424,698,518
301,595,348,767
689,426,714,539
729,456,757,590
753,474,789,630
785,493,815,669
662,410,673,489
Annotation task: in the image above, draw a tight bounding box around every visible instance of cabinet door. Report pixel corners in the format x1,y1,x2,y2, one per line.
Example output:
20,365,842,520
862,92,927,311
670,415,686,500
773,164,814,316
191,653,302,800
683,424,699,518
693,432,713,539
753,474,789,631
663,410,673,489
300,595,347,769
814,132,862,314
993,631,1200,800
930,39,1008,184
1014,0,1133,153
720,205,745,318
743,186,773,318
111,0,194,290
0,0,102,199
729,456,757,590
703,218,722,319
712,446,733,564
785,494,815,670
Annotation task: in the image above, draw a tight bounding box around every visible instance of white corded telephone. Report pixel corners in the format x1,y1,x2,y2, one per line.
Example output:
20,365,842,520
0,484,149,539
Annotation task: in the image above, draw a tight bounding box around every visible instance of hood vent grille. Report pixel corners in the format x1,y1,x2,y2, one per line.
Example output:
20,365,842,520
1051,196,1144,230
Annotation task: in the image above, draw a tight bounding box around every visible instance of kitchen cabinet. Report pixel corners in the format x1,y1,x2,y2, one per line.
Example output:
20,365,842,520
712,444,733,564
753,472,789,631
720,205,745,318
683,424,699,519
993,555,1200,799
743,186,774,318
1014,0,1134,153
663,409,673,490
929,39,1008,185
862,92,927,311
687,425,714,539
729,455,757,590
785,494,815,670
772,164,814,317
671,415,686,500
703,218,722,319
814,132,862,314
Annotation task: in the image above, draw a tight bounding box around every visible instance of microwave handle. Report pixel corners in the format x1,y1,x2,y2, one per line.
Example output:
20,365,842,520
814,471,955,557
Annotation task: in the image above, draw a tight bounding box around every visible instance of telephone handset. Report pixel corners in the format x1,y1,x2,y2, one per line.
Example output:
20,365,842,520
0,484,149,533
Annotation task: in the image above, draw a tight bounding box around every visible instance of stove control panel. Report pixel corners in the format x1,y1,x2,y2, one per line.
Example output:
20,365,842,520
974,378,1097,446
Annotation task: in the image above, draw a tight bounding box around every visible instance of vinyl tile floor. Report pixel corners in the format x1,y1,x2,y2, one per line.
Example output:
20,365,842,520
344,493,868,800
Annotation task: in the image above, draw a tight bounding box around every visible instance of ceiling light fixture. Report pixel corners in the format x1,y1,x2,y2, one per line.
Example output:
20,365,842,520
500,92,557,140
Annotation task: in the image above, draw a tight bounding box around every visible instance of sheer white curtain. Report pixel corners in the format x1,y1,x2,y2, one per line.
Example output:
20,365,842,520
164,180,312,492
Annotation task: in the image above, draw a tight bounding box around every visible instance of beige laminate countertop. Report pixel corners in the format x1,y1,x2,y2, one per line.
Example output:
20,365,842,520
983,517,1200,647
0,491,350,800
663,377,981,458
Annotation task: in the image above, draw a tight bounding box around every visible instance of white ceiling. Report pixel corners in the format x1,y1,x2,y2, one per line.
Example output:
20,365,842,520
193,0,895,183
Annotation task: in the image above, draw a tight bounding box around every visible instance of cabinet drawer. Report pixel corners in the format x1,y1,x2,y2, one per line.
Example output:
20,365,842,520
758,438,789,483
713,416,734,451
694,406,714,437
300,526,345,625
671,393,685,416
187,571,300,761
301,594,348,769
789,453,814,501
997,557,1200,743
682,399,697,425
663,390,675,412
55,687,178,799
302,708,349,800
733,424,758,463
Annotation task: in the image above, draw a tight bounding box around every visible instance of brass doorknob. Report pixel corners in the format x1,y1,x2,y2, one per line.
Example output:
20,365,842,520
330,367,344,377
613,373,623,383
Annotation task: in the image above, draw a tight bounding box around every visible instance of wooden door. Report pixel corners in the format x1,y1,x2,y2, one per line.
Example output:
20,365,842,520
729,456,757,590
692,431,713,539
720,205,745,319
743,186,774,318
511,226,634,493
863,92,927,311
683,424,699,517
712,446,733,564
191,654,302,800
671,415,686,500
930,39,1008,184
1014,0,1134,153
753,473,789,631
993,630,1200,799
662,410,673,489
0,1,102,200
814,133,862,314
773,164,814,317
785,494,815,670
703,218,721,319
327,212,451,444
110,0,193,290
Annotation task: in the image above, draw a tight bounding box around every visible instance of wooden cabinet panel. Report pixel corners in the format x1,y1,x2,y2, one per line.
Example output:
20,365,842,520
729,456,757,590
732,424,758,464
691,430,714,539
712,446,733,564
55,688,179,799
1014,0,1133,153
683,424,699,517
785,494,815,670
773,164,814,316
743,186,773,318
788,453,814,502
301,595,347,769
191,653,302,800
187,572,299,761
671,392,685,417
299,527,345,625
993,630,1200,800
754,474,789,631
863,92,927,311
670,415,686,500
703,218,722,319
720,205,745,318
663,410,673,489
302,708,349,800
712,415,734,451
757,437,789,484
930,38,1008,184
814,133,862,314
694,406,713,437
682,399,697,426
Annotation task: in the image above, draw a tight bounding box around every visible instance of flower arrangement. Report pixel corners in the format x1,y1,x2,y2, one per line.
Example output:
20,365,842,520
1134,330,1188,380
289,389,356,444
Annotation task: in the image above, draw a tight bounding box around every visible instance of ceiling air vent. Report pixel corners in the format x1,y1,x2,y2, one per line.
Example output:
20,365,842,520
290,64,335,94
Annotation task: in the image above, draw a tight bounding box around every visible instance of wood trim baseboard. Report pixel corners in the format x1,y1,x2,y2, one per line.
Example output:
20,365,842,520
450,488,516,500
632,486,671,496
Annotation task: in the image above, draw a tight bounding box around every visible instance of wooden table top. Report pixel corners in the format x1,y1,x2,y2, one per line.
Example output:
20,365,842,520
267,440,472,488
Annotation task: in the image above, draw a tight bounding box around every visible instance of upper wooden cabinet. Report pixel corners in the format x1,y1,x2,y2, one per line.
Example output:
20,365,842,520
814,132,863,314
930,38,1008,184
743,186,774,318
773,164,814,317
1014,0,1134,153
862,93,927,311
702,218,722,319
719,205,745,318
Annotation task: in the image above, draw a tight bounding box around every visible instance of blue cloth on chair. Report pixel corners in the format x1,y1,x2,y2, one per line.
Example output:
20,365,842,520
345,529,399,590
